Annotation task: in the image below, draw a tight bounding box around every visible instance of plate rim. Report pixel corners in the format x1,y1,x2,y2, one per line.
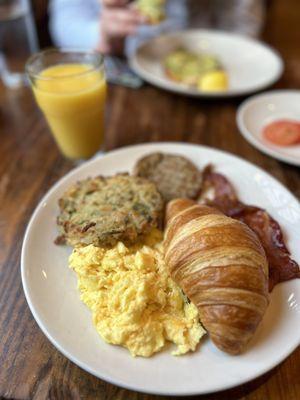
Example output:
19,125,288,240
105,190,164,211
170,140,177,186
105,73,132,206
21,142,300,396
237,89,300,167
130,29,284,98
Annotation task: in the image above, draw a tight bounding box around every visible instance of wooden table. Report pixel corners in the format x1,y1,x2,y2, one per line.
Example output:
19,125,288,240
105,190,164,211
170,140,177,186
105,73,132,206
1,1,299,399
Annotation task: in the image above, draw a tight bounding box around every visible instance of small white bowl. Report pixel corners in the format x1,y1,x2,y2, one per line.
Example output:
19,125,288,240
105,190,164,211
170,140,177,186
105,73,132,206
237,90,300,166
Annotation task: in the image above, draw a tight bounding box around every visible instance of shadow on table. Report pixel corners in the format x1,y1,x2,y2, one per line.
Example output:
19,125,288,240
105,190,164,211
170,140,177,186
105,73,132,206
119,365,277,400
187,368,275,400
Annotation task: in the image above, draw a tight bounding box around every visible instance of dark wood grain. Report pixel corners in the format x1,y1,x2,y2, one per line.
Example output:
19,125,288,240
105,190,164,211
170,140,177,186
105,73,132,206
1,0,300,399
30,0,52,48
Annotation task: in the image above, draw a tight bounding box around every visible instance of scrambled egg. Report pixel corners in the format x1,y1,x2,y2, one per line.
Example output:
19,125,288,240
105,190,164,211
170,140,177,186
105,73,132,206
69,229,205,357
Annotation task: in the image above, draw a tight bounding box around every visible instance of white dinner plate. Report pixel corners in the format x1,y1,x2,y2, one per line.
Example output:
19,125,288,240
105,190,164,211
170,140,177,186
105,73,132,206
130,30,283,97
21,143,300,396
237,90,300,166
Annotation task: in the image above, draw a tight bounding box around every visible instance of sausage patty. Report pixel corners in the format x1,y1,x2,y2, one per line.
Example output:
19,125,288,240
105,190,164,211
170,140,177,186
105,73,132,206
133,152,202,202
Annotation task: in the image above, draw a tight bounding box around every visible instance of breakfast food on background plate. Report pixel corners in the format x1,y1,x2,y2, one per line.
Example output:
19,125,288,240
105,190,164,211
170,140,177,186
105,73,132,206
164,49,202,84
136,0,166,24
199,70,228,92
134,152,202,202
163,48,228,92
55,174,163,247
164,199,269,355
69,229,205,357
55,151,300,357
262,119,300,146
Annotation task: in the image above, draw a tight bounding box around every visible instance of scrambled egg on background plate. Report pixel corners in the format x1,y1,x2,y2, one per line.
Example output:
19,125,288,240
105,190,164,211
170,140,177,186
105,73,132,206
69,229,205,357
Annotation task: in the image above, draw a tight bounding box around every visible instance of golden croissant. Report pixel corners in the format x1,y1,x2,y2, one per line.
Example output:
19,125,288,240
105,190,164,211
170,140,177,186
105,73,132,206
164,199,269,355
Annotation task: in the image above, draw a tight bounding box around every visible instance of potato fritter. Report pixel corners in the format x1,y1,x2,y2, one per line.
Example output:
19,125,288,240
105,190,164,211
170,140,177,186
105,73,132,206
55,174,164,247
133,152,202,202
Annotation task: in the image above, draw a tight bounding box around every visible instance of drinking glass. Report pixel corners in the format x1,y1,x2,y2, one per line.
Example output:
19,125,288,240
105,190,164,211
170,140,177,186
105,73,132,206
26,49,107,160
0,0,38,88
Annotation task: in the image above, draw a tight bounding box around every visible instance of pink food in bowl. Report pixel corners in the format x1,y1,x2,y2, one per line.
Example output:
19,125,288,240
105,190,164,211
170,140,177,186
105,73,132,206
263,119,300,146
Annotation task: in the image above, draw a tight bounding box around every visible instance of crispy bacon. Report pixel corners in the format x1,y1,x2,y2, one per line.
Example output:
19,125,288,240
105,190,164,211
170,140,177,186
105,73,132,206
200,165,300,291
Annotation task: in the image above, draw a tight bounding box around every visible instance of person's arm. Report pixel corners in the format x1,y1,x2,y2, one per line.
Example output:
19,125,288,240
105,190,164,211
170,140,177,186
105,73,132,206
98,0,147,55
125,0,189,57
49,0,101,49
49,0,147,54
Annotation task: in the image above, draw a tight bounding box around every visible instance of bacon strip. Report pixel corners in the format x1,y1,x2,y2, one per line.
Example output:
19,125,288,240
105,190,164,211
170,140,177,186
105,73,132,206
200,165,300,291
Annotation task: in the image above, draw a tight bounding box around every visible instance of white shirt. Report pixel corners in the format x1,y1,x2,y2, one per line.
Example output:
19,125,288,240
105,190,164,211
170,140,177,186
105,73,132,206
49,0,265,56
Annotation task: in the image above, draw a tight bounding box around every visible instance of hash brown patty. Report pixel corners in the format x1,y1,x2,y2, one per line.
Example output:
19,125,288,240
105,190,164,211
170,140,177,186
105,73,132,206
55,174,164,247
133,152,202,202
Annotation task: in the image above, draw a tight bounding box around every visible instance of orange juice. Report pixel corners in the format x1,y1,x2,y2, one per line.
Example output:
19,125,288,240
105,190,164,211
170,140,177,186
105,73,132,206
32,63,106,159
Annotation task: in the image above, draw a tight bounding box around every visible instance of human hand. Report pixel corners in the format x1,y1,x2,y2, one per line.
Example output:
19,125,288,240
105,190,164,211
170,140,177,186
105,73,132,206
98,0,147,54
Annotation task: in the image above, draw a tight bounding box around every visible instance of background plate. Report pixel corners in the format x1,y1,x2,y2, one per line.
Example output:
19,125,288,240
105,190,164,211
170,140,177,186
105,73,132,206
237,90,300,166
130,30,283,98
21,143,300,396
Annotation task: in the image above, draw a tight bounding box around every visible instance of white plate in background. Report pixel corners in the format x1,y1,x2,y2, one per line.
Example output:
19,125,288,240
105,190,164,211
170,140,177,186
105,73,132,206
237,90,300,166
130,30,283,97
21,143,300,396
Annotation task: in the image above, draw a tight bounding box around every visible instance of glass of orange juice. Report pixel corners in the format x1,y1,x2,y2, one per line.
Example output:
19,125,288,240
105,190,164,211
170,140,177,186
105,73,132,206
26,49,107,160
